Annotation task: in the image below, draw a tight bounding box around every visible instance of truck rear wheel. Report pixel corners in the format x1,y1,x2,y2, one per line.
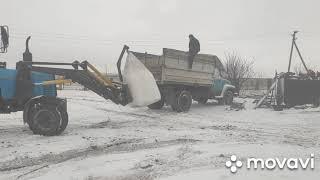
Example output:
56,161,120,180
171,90,192,112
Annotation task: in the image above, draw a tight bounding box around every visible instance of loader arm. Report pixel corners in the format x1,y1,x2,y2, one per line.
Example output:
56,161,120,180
16,60,131,106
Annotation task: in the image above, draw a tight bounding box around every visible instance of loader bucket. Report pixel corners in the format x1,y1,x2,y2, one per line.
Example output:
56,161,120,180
122,52,161,107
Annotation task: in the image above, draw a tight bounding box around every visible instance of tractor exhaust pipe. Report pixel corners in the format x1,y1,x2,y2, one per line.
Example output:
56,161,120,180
23,36,32,62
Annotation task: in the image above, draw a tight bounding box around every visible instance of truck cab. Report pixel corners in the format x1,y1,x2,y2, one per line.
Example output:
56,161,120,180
212,78,231,96
210,78,235,105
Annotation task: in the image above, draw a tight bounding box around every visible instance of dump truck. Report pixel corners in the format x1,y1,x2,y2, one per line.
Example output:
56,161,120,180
131,48,236,112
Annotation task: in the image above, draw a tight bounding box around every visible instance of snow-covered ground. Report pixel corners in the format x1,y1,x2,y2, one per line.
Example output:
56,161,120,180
1,90,320,180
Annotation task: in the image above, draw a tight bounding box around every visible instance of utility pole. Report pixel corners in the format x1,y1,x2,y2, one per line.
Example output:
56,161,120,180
287,31,309,73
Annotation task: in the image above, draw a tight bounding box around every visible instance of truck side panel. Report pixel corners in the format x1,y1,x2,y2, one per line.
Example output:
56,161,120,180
163,67,213,85
163,49,216,73
132,49,221,86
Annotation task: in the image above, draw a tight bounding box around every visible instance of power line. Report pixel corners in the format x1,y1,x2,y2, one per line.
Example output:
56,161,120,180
10,29,315,43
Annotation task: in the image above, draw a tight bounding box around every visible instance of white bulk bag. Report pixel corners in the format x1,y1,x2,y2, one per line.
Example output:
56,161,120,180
123,52,161,107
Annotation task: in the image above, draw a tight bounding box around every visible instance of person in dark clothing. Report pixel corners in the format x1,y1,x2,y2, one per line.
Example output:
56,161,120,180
188,34,200,69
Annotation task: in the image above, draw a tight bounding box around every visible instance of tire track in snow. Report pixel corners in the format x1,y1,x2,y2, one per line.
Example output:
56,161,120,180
0,138,200,172
97,107,158,119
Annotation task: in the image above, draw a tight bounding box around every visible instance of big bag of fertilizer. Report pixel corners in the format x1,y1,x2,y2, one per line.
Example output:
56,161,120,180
123,52,161,107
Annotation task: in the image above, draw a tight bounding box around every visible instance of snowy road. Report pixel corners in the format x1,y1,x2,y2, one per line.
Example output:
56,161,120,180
1,90,320,180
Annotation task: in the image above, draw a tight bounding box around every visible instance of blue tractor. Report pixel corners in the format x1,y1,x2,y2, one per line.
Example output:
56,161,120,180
1,29,69,136
0,28,132,136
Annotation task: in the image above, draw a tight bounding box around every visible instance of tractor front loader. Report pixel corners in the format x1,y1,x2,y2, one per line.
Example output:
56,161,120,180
1,36,135,136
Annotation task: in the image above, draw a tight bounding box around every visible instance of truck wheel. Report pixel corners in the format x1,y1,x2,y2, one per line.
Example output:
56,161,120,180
172,90,192,112
148,96,165,110
171,91,180,111
171,104,178,111
197,97,208,104
223,90,234,105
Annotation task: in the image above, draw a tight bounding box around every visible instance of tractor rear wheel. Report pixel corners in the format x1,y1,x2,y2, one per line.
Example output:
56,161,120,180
24,98,68,136
32,105,61,136
57,106,68,134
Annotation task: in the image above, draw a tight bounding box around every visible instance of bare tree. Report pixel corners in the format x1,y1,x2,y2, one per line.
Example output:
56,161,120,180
223,52,255,93
293,64,304,75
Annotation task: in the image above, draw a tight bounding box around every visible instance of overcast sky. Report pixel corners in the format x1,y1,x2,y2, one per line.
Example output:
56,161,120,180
1,0,319,76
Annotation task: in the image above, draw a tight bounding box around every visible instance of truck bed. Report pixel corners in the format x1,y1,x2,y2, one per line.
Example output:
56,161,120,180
132,48,223,86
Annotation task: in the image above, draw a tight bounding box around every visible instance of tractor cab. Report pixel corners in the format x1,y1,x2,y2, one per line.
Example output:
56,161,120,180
0,35,57,114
